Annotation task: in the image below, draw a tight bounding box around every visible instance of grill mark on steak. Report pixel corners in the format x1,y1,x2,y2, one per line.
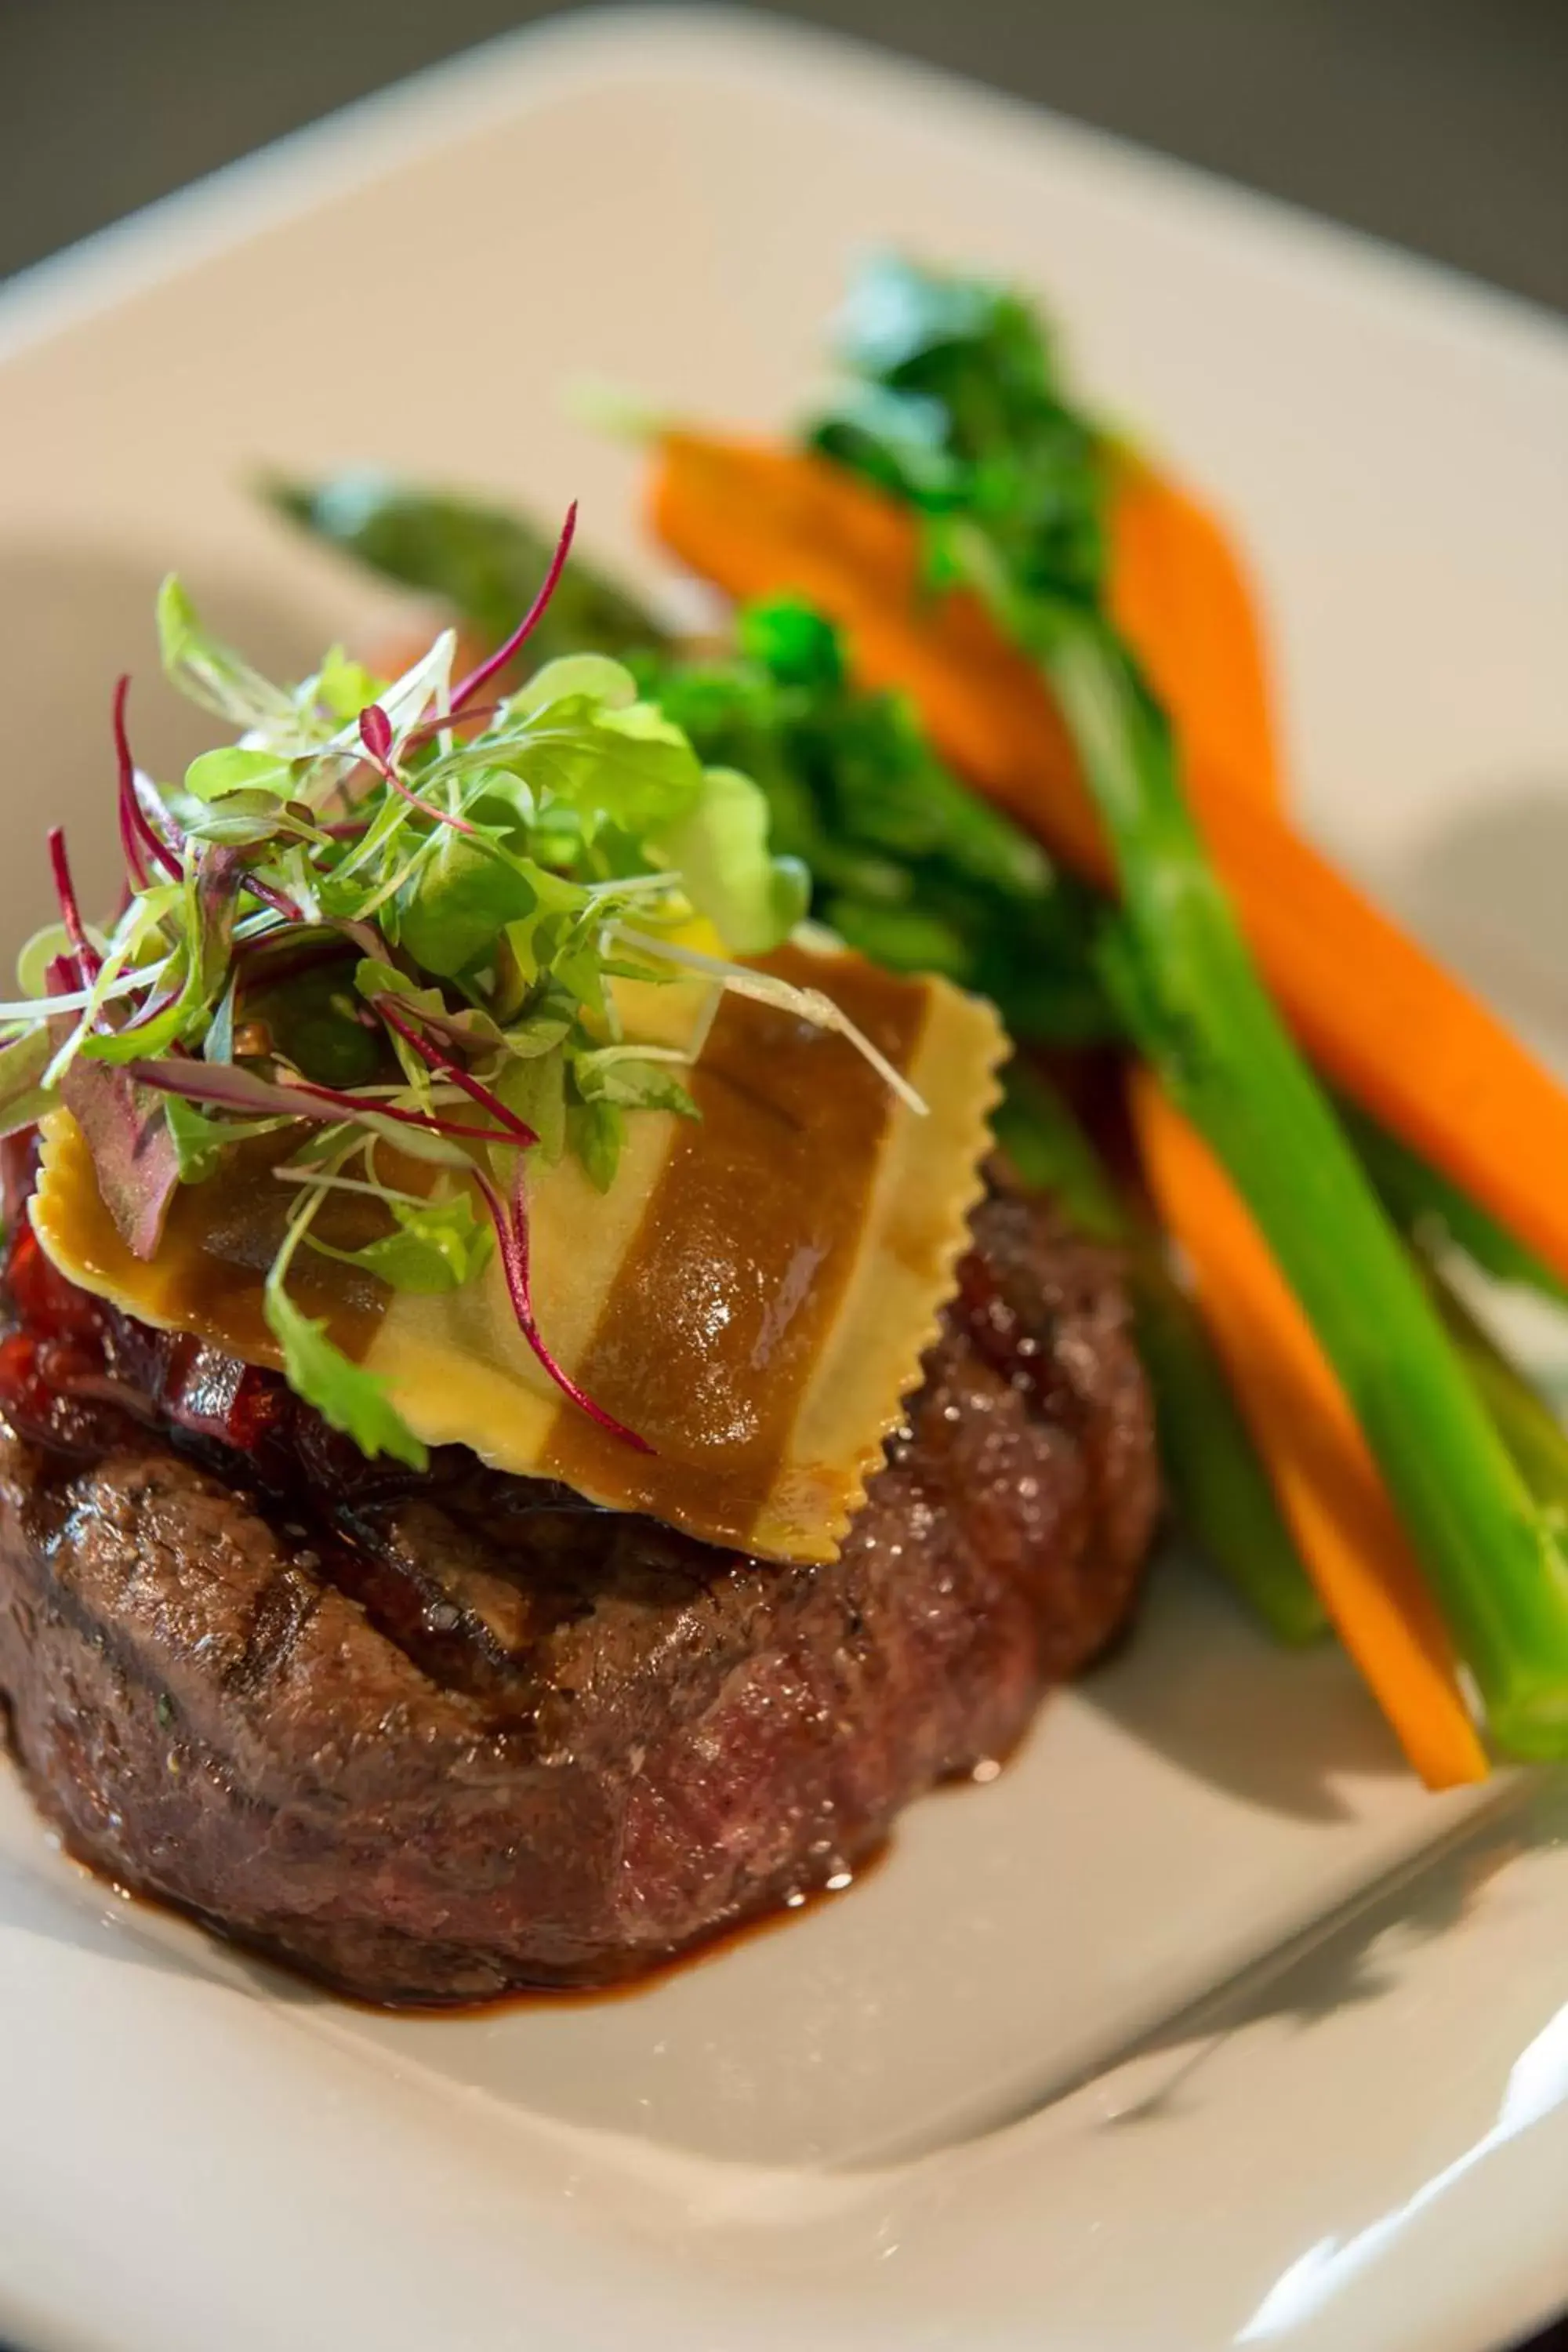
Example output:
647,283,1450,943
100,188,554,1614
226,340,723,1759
227,1565,323,1701
0,1168,1159,2002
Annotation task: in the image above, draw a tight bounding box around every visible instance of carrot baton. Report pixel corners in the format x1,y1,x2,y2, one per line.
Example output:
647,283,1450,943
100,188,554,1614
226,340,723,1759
1128,1071,1487,1788
1105,452,1286,815
649,427,1568,1289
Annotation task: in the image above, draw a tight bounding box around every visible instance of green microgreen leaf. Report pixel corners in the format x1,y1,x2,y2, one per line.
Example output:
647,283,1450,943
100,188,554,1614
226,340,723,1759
436,695,702,841
502,978,577,1058
169,790,332,851
0,1027,56,1138
314,645,384,722
388,828,532,978
496,1047,568,1163
572,1048,699,1119
263,1272,427,1466
76,852,239,1071
165,1095,290,1183
203,978,238,1065
17,922,89,998
352,958,419,1004
567,1098,625,1192
550,920,612,1020
183,747,298,804
309,1189,492,1294
655,764,810,954
158,575,300,733
506,652,640,718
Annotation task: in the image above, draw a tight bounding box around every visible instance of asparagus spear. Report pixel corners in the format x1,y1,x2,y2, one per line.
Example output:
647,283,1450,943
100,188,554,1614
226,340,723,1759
995,1064,1327,1644
811,256,1568,1755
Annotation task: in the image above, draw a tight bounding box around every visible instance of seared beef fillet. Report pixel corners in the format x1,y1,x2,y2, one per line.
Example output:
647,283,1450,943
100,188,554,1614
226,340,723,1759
0,1181,1156,2002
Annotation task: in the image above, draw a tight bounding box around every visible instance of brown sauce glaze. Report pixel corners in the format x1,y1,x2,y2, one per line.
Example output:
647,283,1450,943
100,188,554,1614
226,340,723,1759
542,944,927,1532
36,1118,393,1365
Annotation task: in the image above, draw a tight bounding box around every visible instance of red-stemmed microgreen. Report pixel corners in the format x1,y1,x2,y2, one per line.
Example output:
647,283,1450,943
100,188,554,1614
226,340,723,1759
47,828,100,986
448,500,577,714
374,996,538,1148
44,950,81,1001
400,699,502,753
358,702,394,765
357,700,479,838
123,1056,524,1148
114,677,182,887
117,747,151,892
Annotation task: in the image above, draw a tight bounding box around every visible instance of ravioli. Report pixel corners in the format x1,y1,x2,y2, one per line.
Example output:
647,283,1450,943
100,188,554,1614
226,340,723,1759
31,942,1005,1563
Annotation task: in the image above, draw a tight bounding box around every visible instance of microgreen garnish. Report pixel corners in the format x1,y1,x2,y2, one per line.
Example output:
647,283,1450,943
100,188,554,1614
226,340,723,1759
8,514,909,1458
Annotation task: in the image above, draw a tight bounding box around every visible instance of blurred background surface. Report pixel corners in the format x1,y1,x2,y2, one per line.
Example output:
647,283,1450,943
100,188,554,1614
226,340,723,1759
2,0,1565,312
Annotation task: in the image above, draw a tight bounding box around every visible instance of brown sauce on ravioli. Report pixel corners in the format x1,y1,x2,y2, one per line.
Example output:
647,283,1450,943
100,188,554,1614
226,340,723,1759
542,945,927,1541
34,1119,389,1364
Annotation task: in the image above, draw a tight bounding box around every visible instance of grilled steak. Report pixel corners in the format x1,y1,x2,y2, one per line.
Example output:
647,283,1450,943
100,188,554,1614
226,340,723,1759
0,1171,1156,2003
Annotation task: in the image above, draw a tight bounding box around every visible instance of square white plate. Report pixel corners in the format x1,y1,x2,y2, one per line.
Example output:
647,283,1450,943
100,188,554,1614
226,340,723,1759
0,13,1566,2350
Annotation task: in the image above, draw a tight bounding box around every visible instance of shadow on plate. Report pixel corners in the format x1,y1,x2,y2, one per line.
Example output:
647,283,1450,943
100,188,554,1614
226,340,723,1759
1094,1773,1557,2129
992,1770,1564,2146
1080,1552,1406,1824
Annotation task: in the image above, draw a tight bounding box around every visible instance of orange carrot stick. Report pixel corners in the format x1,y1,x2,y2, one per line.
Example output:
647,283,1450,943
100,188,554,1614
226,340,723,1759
1127,1068,1488,1788
651,433,1568,1286
1106,452,1284,814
